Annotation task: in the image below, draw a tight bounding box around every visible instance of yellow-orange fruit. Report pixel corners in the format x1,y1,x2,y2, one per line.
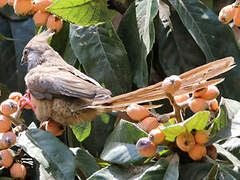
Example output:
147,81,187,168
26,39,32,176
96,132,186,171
14,0,33,15
193,87,208,98
194,130,210,144
33,10,50,26
207,144,217,160
176,132,195,152
33,0,52,11
0,131,17,149
148,128,165,145
46,15,63,32
200,85,220,100
188,144,207,160
219,5,236,24
174,94,190,104
0,115,11,132
189,98,208,113
45,119,65,136
8,0,14,6
9,92,23,102
0,149,13,168
0,0,8,7
162,75,182,94
233,7,240,26
209,99,219,111
126,104,150,121
0,99,18,116
10,163,27,179
136,137,157,157
138,117,160,133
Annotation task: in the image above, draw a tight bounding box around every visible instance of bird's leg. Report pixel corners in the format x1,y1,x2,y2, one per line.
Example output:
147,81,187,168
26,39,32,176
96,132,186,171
19,90,36,112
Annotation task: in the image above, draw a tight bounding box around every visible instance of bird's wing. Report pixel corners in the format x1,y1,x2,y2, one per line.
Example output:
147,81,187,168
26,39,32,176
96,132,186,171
25,66,111,100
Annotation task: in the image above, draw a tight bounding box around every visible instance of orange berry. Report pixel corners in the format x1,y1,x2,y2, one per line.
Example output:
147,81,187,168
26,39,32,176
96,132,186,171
189,98,208,113
176,132,195,152
209,99,219,111
33,0,52,11
0,131,17,149
219,4,236,24
233,7,240,26
8,0,14,6
136,137,157,157
138,117,159,133
0,149,13,168
207,144,217,160
0,0,8,7
193,87,208,98
0,99,18,116
200,85,220,100
10,163,27,179
45,119,65,136
14,0,33,15
162,75,182,94
46,15,63,32
0,115,11,132
9,92,23,102
126,104,150,121
33,10,50,26
194,130,210,144
174,94,190,103
188,144,207,160
148,128,165,145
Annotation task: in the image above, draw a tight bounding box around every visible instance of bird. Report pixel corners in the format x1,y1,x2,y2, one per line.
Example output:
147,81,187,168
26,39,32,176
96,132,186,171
20,30,235,126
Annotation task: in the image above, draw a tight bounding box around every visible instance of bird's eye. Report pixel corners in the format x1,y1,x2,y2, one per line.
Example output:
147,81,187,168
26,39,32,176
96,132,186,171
23,49,29,56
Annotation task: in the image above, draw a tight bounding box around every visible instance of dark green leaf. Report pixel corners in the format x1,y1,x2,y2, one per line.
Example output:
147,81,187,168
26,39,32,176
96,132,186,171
179,162,212,180
18,129,76,180
154,10,206,76
88,164,152,180
168,0,240,101
163,153,179,180
101,120,151,165
139,159,169,179
216,165,240,180
70,122,91,142
118,0,159,87
47,0,115,26
70,148,100,178
69,22,132,95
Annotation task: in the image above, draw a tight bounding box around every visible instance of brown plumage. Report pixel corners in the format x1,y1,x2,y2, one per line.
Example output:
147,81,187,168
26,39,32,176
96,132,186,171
22,30,235,125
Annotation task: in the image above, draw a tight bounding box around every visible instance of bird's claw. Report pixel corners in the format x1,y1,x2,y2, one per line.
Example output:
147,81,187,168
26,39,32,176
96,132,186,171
19,92,36,112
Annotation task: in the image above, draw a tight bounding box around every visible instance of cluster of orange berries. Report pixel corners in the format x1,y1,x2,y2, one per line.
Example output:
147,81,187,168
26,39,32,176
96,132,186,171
218,3,240,26
0,0,63,32
176,130,217,160
0,93,27,179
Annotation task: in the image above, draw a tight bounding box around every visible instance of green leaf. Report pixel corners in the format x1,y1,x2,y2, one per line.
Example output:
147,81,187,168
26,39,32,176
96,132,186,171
69,22,132,95
47,0,114,26
214,144,240,169
101,120,152,165
168,0,240,101
88,164,152,180
206,164,218,180
154,9,206,76
161,111,210,142
70,148,100,178
216,165,240,180
70,122,91,142
163,153,179,180
138,159,169,179
117,0,159,87
18,129,76,180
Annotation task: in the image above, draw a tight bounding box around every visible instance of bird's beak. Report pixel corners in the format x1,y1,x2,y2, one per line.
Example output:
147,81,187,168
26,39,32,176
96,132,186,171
21,56,27,65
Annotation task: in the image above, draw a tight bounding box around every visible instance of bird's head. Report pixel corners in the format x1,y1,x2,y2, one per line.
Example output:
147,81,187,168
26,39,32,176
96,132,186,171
21,29,55,71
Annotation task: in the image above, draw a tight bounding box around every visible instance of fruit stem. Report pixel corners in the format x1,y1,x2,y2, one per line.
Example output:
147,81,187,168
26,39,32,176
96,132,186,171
166,93,184,123
9,108,27,130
